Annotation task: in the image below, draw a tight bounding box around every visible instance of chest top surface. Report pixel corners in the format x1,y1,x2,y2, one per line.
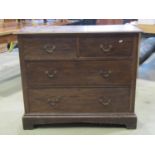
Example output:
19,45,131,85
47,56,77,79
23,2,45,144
16,25,141,35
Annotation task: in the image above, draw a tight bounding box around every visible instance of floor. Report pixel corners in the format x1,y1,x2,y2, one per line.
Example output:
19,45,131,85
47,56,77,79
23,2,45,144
0,50,155,134
0,74,155,134
0,49,20,82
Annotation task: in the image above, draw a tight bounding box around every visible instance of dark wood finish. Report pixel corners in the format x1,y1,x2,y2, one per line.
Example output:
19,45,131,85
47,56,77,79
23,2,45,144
23,114,137,129
17,25,140,130
79,34,135,58
28,88,130,113
26,60,132,87
21,35,77,60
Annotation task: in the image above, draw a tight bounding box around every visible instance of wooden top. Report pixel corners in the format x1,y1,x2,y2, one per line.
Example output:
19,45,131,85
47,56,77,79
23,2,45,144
16,24,141,35
0,27,20,36
137,24,155,34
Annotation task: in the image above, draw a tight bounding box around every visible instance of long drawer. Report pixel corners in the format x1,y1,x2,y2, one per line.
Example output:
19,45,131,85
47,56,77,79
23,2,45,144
28,88,130,113
26,60,132,87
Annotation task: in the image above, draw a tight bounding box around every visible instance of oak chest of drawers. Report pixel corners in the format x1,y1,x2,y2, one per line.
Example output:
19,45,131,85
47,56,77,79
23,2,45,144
17,25,140,129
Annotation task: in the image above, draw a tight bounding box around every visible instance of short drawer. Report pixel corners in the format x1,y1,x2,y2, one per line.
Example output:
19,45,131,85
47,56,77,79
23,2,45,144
28,88,130,113
26,60,132,87
20,35,76,60
79,34,136,58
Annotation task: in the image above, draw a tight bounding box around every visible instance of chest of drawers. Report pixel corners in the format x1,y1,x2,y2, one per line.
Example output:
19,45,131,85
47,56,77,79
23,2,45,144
17,25,140,129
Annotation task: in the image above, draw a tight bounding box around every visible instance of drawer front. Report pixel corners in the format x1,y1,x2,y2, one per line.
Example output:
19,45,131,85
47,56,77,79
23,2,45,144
79,34,136,57
26,60,132,87
21,35,76,60
29,88,130,113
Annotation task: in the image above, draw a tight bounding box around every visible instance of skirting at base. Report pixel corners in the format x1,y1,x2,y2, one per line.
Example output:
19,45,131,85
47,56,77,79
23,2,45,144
23,113,137,130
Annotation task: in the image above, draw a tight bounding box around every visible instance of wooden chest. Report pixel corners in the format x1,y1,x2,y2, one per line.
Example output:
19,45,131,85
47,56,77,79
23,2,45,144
17,25,140,129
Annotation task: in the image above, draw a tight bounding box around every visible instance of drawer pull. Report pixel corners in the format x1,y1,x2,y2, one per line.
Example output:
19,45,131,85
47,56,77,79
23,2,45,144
100,44,113,52
45,70,57,78
43,45,56,54
47,96,62,107
99,70,112,78
99,98,111,106
118,39,124,43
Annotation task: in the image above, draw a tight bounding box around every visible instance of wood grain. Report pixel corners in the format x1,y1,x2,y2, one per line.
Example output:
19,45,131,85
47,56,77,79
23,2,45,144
28,88,130,113
18,25,140,129
79,33,136,58
26,60,132,87
21,35,76,60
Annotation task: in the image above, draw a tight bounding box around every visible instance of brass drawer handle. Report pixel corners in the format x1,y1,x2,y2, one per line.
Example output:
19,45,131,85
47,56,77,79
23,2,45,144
118,39,124,43
98,98,111,106
45,70,57,78
100,44,113,52
47,96,62,107
43,45,56,54
99,70,112,78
